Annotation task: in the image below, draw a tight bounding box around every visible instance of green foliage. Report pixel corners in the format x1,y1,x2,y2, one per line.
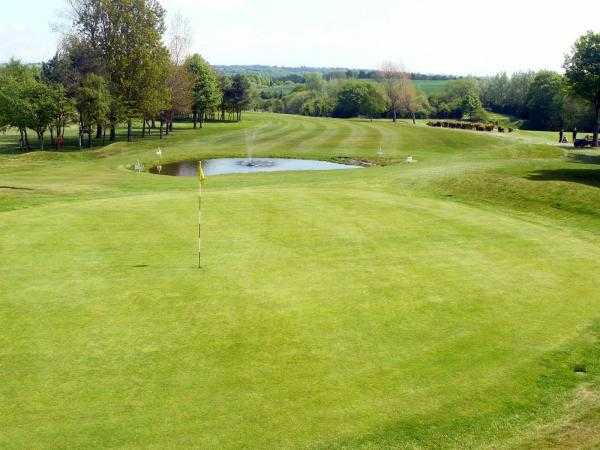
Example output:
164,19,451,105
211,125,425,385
564,31,600,144
333,80,387,118
481,72,535,118
185,54,222,125
429,78,485,121
526,71,566,131
22,80,62,147
564,31,600,105
304,72,326,94
222,74,254,120
0,60,71,149
68,0,170,122
76,74,111,131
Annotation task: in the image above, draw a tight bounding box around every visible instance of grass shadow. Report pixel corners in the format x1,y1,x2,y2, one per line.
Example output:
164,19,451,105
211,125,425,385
528,169,600,188
0,186,35,190
567,153,600,165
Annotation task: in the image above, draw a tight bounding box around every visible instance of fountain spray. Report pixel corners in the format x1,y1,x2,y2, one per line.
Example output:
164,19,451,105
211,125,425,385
245,130,256,166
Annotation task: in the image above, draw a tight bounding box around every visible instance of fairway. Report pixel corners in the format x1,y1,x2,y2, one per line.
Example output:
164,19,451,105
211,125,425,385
1,113,600,448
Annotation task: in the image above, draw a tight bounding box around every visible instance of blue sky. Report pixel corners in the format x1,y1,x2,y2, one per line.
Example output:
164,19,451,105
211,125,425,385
1,0,599,75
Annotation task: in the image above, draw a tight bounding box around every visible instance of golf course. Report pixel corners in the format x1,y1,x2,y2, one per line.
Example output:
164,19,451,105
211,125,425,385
1,112,600,448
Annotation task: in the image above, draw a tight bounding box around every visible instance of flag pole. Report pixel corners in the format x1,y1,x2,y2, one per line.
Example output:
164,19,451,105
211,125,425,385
198,161,205,269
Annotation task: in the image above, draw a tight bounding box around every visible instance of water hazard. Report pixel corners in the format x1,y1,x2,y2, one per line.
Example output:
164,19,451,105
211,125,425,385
150,158,362,177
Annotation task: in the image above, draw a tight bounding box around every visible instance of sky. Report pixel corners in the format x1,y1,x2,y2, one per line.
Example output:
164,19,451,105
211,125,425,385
1,0,599,75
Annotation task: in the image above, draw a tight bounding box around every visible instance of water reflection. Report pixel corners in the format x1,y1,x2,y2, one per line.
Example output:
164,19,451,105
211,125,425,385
150,158,362,177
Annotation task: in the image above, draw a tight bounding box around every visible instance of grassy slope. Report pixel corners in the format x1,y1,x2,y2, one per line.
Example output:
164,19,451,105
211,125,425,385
414,79,453,95
1,113,600,448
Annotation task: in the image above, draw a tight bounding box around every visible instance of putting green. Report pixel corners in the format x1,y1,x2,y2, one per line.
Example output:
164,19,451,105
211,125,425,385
1,113,599,448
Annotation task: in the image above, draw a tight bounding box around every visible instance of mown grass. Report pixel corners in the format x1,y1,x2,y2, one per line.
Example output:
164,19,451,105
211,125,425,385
413,79,453,95
1,112,600,448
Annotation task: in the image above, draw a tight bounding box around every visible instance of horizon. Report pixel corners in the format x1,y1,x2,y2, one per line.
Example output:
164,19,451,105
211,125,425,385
0,0,599,76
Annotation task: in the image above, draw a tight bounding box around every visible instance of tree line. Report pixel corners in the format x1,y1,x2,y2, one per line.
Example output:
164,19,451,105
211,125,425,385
0,0,253,151
1,8,598,149
251,31,600,146
254,63,428,122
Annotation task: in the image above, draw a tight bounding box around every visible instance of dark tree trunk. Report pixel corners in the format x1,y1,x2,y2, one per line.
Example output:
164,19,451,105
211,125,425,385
19,128,24,150
96,124,102,139
193,111,198,129
411,112,416,125
593,104,600,148
127,120,132,142
37,132,44,150
393,109,397,123
110,125,116,141
24,128,31,151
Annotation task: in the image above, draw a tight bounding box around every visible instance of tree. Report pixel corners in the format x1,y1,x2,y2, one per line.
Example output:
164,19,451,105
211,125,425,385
218,75,232,121
526,71,565,131
564,31,600,146
165,63,193,131
66,0,171,142
378,62,403,122
398,75,419,124
360,84,387,119
482,72,510,113
75,74,111,147
0,61,35,149
18,79,62,151
304,73,326,95
333,80,386,119
225,75,252,121
506,72,535,118
432,79,485,120
186,54,221,128
167,12,192,66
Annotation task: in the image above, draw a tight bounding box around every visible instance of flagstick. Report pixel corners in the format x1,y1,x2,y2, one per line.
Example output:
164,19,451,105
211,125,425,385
198,162,203,269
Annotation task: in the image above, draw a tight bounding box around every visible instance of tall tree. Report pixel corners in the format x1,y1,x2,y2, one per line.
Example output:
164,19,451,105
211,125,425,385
526,71,565,131
333,80,386,119
0,60,36,149
564,31,600,146
19,78,62,151
167,12,192,66
67,0,171,141
75,74,111,148
165,63,193,133
186,54,221,128
398,75,419,124
378,62,403,122
225,75,252,121
218,75,232,121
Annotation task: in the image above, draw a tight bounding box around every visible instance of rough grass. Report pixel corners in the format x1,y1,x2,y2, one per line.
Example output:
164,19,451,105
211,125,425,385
1,113,600,448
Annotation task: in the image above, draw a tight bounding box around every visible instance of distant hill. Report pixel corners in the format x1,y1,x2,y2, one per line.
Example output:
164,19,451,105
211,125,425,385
214,65,354,77
214,64,460,82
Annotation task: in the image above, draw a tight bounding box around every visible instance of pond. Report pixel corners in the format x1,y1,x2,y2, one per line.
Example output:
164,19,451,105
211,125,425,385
149,158,363,177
